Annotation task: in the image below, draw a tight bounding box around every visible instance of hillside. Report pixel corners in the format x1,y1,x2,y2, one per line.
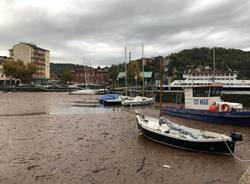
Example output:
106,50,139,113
168,47,250,79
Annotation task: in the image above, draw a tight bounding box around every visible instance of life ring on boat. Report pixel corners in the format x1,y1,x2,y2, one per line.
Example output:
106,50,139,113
221,104,230,112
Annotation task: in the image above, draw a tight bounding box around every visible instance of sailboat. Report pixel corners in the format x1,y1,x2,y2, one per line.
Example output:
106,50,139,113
70,58,96,95
121,45,154,106
135,58,242,155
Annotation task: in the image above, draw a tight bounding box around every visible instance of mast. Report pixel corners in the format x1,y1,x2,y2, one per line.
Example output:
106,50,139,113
213,48,215,82
125,46,128,96
142,45,144,97
84,57,87,88
160,58,163,116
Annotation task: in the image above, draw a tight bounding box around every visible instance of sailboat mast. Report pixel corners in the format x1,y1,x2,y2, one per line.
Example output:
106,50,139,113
160,58,163,116
142,45,144,97
125,46,128,96
213,48,215,82
84,57,87,87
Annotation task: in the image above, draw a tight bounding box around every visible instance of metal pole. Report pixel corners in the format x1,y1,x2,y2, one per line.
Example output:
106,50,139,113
125,46,128,96
142,45,144,97
84,57,86,87
160,58,163,116
213,48,215,82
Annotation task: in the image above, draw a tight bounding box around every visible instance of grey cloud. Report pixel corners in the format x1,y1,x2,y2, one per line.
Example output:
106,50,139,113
0,0,250,66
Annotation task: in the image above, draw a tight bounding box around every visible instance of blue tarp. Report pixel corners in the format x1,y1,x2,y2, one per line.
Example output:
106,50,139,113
99,94,120,101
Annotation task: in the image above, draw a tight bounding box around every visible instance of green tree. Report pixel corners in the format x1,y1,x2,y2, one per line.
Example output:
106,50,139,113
3,60,36,83
60,68,73,83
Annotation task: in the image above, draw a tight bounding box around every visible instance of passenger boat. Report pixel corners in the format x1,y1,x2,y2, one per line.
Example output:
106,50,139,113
162,83,250,126
136,113,242,155
168,71,250,91
121,96,154,106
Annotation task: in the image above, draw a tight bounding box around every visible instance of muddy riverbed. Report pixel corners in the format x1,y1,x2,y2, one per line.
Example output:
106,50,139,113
0,92,249,184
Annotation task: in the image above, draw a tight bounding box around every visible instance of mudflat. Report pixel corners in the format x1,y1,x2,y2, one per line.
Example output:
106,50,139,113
0,92,249,184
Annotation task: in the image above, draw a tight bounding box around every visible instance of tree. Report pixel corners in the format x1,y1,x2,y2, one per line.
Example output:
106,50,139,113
3,60,36,83
60,68,73,83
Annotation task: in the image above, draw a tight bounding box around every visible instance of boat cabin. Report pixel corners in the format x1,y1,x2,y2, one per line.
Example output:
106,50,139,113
184,82,222,110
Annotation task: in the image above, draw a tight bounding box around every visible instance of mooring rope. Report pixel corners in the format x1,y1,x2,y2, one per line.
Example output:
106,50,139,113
224,140,250,162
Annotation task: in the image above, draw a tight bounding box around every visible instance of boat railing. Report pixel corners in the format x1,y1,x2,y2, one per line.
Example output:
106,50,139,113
234,107,250,112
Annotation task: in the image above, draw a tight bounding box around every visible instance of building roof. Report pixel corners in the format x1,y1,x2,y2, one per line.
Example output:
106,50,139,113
11,42,50,52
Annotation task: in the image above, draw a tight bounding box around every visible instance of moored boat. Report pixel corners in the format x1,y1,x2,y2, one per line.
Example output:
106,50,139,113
162,83,250,126
70,88,96,95
121,96,154,106
136,113,242,155
135,58,243,155
99,94,122,105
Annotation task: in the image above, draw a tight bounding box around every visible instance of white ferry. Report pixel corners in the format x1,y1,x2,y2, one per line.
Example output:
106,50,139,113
169,72,250,91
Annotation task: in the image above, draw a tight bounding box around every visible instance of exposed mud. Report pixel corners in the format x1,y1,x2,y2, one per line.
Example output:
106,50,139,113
0,92,249,184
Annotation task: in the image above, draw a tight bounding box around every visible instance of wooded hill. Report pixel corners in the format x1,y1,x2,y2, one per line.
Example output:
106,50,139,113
168,47,250,79
50,47,250,81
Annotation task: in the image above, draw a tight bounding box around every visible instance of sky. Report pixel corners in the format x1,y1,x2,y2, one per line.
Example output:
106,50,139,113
0,0,250,67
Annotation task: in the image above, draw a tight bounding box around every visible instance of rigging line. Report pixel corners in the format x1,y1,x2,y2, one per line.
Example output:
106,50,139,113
224,140,250,162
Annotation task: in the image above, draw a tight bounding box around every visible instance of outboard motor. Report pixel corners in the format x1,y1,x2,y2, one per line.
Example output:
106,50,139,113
230,132,243,142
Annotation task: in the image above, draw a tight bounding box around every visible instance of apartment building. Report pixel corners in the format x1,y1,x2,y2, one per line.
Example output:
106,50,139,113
9,42,50,82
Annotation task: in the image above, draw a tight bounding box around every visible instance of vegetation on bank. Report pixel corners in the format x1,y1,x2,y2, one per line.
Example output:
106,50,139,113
3,60,36,83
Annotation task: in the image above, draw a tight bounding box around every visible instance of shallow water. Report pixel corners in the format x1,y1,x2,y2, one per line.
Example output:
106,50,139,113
0,92,249,184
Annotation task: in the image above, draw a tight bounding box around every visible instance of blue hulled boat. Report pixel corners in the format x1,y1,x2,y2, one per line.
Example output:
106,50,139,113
98,93,121,105
162,83,250,126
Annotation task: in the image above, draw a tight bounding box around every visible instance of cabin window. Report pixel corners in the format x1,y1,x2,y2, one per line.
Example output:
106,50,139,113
210,87,221,97
193,87,209,97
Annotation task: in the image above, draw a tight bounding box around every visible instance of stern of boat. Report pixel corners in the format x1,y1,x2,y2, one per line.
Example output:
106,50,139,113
230,132,243,142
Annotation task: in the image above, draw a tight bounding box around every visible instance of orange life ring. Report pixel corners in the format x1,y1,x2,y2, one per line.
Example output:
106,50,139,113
221,104,230,112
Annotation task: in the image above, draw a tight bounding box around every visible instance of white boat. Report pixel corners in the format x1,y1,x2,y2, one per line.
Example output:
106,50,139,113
168,72,250,91
121,96,154,106
70,89,96,95
136,113,242,155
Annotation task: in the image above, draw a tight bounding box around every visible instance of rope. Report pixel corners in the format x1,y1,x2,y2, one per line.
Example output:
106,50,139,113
224,140,250,162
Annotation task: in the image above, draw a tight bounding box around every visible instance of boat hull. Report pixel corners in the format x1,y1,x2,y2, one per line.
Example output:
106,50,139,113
103,100,121,106
162,107,250,126
137,122,235,155
121,97,154,106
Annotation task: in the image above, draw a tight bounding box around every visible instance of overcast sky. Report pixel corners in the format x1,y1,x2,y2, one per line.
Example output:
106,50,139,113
0,0,250,67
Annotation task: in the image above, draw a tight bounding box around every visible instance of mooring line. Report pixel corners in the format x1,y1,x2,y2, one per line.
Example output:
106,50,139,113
224,140,250,162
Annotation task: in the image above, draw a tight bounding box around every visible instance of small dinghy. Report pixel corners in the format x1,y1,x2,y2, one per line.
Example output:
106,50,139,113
136,113,242,155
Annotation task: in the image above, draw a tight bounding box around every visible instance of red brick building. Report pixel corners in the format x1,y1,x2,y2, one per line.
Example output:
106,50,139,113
72,67,109,84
